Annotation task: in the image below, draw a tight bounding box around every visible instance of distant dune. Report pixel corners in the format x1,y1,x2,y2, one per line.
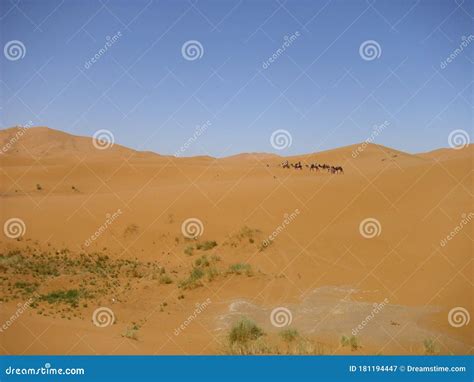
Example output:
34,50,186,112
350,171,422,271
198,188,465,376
0,126,472,355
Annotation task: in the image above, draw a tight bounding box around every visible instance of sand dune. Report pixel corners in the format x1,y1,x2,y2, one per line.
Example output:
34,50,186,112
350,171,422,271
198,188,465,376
0,127,472,355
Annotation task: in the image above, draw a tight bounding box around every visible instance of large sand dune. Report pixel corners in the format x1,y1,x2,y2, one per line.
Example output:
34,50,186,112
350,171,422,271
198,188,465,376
0,127,472,355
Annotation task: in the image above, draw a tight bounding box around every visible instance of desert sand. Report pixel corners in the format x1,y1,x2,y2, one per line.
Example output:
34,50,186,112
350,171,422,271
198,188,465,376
0,126,472,355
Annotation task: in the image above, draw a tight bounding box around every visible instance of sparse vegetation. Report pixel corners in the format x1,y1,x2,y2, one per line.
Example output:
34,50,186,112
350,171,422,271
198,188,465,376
206,266,219,281
36,183,42,191
13,281,38,294
0,248,168,319
225,226,261,248
178,268,204,290
225,337,276,355
184,245,194,256
423,338,438,355
39,289,90,308
195,255,210,267
341,335,359,351
224,319,324,355
280,328,299,342
122,323,140,340
287,338,325,355
189,255,221,282
159,274,173,284
227,263,253,276
229,318,264,345
196,241,217,251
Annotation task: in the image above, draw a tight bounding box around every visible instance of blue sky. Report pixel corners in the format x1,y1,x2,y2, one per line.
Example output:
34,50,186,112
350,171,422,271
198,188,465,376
1,0,472,157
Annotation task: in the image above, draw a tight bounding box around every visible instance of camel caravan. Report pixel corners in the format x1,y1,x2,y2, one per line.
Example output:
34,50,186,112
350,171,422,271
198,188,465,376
280,160,344,174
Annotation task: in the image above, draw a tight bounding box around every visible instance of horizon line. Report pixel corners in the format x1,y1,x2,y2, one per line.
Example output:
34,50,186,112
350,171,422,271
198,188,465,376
1,125,471,159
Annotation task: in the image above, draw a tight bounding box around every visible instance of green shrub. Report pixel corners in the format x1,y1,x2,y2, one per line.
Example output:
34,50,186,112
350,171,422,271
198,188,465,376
195,255,210,267
196,241,217,251
206,266,219,281
14,281,38,294
228,263,253,276
178,268,204,290
229,318,264,344
225,337,275,355
40,289,89,308
122,324,140,340
280,328,299,342
159,274,173,284
341,335,359,351
184,245,194,256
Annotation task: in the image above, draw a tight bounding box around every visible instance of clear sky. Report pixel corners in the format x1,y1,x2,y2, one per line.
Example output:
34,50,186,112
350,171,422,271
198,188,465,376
1,0,472,157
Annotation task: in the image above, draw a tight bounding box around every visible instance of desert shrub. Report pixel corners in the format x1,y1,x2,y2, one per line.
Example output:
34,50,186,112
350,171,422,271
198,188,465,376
39,289,89,308
159,274,173,284
184,245,194,256
225,337,276,355
206,266,219,281
122,324,140,340
229,318,264,345
14,281,38,294
286,338,325,355
194,255,210,267
280,328,299,342
341,335,359,351
196,241,217,251
228,263,253,276
178,268,204,290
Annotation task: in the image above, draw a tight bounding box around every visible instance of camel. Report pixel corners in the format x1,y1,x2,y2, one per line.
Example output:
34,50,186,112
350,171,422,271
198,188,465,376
292,161,303,170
